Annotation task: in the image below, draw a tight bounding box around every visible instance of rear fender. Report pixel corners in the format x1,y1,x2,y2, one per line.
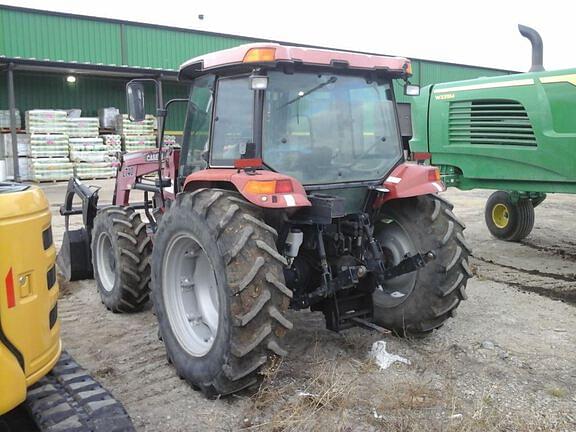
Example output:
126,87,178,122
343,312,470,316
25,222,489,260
183,169,311,209
374,163,445,207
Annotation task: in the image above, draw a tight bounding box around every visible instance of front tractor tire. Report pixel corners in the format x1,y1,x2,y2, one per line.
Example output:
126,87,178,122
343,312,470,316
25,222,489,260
484,191,535,241
372,194,472,336
151,189,292,397
91,206,152,312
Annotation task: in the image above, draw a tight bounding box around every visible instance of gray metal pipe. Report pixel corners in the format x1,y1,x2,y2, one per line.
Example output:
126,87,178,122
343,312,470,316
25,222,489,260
518,24,544,72
7,63,20,181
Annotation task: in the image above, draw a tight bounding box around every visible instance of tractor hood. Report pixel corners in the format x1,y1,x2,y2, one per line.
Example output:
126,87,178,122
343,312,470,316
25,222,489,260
178,43,411,80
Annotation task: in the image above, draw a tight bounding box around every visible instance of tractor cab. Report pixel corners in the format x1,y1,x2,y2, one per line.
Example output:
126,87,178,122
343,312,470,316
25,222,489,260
174,44,412,212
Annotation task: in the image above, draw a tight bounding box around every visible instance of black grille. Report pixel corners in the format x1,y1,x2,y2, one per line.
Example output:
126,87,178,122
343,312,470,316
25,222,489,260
47,265,56,290
449,99,536,146
49,303,58,329
43,226,53,250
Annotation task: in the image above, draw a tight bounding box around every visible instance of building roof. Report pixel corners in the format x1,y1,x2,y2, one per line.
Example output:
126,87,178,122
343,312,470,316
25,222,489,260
0,5,515,79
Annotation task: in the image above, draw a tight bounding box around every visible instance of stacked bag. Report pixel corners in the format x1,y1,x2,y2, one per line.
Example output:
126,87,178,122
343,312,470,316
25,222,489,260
0,133,30,180
0,109,22,129
25,110,73,181
26,110,68,134
102,134,122,155
117,114,157,151
68,117,116,179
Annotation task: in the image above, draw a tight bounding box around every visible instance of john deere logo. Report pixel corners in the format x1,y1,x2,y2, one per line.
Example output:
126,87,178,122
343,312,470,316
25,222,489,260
435,93,455,101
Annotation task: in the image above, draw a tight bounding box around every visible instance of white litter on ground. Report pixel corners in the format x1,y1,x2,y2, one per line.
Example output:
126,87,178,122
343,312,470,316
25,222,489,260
369,340,410,370
297,391,318,398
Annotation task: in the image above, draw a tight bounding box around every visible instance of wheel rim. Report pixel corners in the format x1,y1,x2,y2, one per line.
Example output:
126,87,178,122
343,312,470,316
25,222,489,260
373,219,418,308
162,232,219,357
95,232,116,292
492,203,509,229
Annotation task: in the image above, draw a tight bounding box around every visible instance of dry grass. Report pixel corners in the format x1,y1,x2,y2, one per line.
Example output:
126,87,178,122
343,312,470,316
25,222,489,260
241,349,555,432
246,357,361,431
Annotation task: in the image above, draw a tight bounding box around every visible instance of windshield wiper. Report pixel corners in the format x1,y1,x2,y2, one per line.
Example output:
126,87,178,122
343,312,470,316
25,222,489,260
280,76,338,108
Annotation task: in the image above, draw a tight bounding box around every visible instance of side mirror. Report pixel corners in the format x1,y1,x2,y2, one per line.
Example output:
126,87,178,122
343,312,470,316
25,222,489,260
404,83,420,97
126,81,146,122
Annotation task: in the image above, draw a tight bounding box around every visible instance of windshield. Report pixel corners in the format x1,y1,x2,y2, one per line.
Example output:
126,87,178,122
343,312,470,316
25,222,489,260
262,72,402,185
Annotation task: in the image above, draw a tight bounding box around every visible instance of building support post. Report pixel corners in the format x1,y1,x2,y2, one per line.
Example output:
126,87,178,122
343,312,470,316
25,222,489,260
7,63,20,182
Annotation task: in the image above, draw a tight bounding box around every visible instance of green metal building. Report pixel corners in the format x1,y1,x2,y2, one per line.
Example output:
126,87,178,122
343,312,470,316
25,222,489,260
0,5,514,133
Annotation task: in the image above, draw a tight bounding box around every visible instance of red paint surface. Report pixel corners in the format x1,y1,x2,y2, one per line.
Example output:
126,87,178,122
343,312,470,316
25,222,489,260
184,169,311,209
374,163,446,207
234,158,263,169
180,43,410,79
412,152,432,161
113,147,179,207
5,267,15,309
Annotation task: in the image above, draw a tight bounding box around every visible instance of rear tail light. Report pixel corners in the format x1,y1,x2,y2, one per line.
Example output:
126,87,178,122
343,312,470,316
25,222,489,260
428,168,441,182
244,179,294,195
275,180,293,193
234,158,263,169
413,152,431,161
244,180,276,194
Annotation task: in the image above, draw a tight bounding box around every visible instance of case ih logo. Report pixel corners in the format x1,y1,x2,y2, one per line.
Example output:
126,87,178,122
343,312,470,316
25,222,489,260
145,151,165,162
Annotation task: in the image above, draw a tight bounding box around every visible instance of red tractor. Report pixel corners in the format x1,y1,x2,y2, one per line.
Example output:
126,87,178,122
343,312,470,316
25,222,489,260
58,43,471,397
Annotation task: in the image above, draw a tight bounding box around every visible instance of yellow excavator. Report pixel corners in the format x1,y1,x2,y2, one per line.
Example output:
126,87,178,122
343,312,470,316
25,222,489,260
0,182,133,431
0,182,61,415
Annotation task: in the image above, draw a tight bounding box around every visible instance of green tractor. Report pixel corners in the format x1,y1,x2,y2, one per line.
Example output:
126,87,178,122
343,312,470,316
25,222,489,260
410,25,576,241
59,43,471,397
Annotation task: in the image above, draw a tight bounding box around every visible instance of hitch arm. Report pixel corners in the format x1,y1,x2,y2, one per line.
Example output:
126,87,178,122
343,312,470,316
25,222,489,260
383,251,436,280
359,214,435,281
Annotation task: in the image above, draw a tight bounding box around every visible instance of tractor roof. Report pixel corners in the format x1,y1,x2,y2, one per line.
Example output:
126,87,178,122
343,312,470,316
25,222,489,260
178,43,411,80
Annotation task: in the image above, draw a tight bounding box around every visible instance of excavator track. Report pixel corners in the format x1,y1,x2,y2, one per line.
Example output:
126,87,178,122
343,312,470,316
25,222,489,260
26,351,134,432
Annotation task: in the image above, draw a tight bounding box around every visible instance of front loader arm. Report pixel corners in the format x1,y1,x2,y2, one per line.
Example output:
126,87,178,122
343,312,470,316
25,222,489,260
60,177,100,233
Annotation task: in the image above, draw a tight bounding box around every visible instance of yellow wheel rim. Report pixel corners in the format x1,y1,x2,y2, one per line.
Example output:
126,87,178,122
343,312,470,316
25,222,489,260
492,203,509,229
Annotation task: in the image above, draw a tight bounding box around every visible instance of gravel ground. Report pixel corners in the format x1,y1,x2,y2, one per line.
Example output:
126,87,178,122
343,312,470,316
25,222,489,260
38,181,576,431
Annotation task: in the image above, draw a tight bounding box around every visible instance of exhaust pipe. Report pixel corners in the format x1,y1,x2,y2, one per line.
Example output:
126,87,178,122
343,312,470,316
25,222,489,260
518,24,544,72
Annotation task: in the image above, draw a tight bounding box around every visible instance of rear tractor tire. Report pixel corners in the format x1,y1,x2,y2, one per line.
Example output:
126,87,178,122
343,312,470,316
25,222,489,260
372,194,472,336
151,189,292,397
91,206,152,312
484,191,535,241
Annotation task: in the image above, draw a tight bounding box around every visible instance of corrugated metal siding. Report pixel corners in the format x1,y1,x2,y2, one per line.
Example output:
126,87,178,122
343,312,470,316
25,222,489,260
0,72,188,130
124,25,248,70
162,82,189,129
0,6,515,135
0,9,122,65
420,62,510,86
0,6,514,78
